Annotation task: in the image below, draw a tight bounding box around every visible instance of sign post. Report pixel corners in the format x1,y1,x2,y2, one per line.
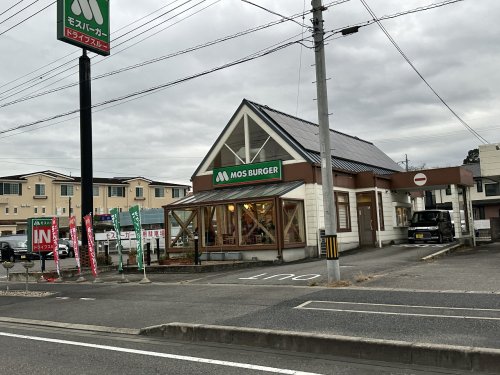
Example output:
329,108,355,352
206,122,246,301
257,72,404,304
27,218,53,282
57,0,111,250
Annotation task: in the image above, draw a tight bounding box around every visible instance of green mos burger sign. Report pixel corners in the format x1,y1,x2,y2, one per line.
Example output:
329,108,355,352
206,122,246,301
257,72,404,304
213,160,282,187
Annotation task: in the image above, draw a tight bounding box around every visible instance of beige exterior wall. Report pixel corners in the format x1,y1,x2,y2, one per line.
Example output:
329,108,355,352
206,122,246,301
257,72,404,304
479,144,500,178
0,172,189,233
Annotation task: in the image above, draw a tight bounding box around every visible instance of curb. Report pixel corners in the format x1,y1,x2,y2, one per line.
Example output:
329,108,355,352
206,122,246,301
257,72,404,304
139,322,500,373
0,316,139,335
421,243,463,261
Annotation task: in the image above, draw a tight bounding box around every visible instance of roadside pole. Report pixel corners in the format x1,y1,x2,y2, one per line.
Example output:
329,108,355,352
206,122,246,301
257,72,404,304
80,48,93,249
311,0,340,282
57,0,110,256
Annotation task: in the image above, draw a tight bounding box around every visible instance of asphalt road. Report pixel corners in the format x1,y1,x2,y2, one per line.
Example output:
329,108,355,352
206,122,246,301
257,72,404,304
0,322,478,375
1,242,499,373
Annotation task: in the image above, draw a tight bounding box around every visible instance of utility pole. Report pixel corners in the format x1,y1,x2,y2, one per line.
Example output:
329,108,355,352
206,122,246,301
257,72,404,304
311,0,340,282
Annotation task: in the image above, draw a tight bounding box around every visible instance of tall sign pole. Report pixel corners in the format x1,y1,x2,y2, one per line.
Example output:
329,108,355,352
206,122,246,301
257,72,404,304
57,0,110,247
311,0,340,282
79,48,93,247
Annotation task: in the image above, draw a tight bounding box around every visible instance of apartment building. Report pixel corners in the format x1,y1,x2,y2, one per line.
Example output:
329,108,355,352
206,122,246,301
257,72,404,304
0,170,190,235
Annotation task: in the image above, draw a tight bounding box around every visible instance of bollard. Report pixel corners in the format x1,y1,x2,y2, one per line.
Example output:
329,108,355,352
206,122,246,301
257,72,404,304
194,232,200,265
104,244,109,265
2,262,14,291
146,243,151,266
22,261,35,292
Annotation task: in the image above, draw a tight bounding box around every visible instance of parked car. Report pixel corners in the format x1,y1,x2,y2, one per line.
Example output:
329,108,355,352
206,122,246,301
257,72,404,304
0,241,16,263
0,235,29,260
46,243,69,259
58,239,75,257
408,210,454,244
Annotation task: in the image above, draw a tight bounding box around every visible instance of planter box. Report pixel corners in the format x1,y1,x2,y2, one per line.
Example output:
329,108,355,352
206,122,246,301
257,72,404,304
200,253,209,261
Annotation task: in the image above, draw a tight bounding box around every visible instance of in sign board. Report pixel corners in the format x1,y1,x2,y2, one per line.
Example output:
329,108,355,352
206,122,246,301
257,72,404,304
213,160,282,187
27,218,57,253
57,0,110,56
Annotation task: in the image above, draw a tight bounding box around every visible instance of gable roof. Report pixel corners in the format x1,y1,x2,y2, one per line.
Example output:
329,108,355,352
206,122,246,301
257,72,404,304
193,99,402,178
246,100,402,174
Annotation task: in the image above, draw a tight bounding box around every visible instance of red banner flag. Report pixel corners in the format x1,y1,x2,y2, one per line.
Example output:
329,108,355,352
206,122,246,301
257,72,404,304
84,214,98,278
51,217,61,277
69,216,81,274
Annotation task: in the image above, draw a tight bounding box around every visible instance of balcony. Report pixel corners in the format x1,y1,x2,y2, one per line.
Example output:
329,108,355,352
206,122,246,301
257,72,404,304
134,196,146,201
33,195,48,199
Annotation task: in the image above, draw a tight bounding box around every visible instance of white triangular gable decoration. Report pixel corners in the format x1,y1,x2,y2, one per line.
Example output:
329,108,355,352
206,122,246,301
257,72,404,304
197,103,306,176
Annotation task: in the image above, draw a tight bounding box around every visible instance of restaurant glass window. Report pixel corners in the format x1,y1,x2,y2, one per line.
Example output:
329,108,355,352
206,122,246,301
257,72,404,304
395,206,410,227
201,204,237,247
168,208,198,249
238,201,276,245
282,200,305,245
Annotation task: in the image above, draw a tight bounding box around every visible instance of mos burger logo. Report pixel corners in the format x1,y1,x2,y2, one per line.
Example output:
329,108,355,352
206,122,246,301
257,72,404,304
215,171,230,183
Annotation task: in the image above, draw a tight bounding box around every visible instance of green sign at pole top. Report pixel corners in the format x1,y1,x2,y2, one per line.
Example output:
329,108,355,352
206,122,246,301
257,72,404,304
57,0,110,56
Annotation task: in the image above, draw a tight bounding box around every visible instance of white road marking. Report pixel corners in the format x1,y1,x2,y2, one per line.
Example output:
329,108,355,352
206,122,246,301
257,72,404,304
80,298,96,301
0,331,323,375
295,300,500,321
56,297,70,300
239,273,321,281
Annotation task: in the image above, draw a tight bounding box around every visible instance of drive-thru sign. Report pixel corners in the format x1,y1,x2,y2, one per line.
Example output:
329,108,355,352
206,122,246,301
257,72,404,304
57,0,110,55
27,218,55,254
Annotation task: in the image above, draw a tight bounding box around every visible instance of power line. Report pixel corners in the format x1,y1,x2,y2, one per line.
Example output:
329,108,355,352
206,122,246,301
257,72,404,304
0,0,216,102
324,0,465,41
0,11,300,109
358,0,487,144
0,0,40,26
0,1,184,93
0,1,54,37
0,0,25,17
112,0,194,43
0,33,309,136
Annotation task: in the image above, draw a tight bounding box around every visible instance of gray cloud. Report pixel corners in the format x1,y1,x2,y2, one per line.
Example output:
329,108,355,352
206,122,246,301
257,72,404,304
1,0,499,185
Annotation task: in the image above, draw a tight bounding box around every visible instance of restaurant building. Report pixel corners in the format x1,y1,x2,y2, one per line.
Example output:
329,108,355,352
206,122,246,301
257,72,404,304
164,99,474,261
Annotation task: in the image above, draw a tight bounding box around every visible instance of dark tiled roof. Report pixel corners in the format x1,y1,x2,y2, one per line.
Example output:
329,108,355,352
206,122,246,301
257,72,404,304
461,163,481,178
247,100,403,173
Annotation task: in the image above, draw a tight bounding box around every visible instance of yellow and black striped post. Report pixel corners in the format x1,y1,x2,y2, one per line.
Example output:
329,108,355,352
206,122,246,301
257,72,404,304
325,234,338,260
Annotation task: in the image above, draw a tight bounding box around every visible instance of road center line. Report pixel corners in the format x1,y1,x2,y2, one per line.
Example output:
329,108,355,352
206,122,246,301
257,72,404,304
0,331,323,375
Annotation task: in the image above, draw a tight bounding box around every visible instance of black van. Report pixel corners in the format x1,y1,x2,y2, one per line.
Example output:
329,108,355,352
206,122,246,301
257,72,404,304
408,210,454,244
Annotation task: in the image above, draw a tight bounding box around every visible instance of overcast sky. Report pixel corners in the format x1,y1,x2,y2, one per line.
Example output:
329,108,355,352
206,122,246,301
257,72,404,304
1,0,499,186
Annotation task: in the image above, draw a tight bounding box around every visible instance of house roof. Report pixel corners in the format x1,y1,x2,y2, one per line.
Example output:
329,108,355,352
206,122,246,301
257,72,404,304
0,170,190,188
246,100,402,174
461,163,481,178
192,99,402,178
